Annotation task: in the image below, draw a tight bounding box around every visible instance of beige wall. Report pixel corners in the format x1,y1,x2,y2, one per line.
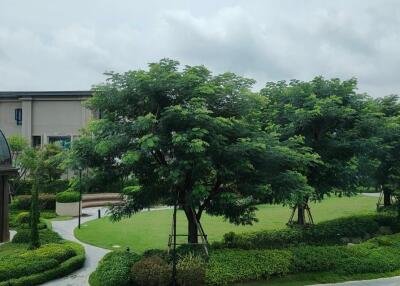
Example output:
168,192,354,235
0,100,22,137
0,97,93,145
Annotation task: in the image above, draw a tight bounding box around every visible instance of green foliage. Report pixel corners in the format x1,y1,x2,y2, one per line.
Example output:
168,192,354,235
219,214,400,249
89,251,141,286
56,191,81,203
0,241,83,284
206,233,400,285
12,229,62,244
0,241,85,286
15,211,30,225
206,249,292,286
131,256,171,286
176,253,206,286
77,59,318,243
12,194,56,210
13,179,69,195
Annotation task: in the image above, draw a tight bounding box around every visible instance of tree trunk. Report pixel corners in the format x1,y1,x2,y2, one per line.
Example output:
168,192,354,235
297,204,305,225
383,188,391,207
184,207,198,244
29,177,40,250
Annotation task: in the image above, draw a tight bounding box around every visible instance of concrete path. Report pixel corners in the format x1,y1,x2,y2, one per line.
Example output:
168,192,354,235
362,192,380,198
41,208,109,286
314,276,400,286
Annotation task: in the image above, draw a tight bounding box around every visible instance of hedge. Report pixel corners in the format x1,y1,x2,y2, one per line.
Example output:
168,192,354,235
12,229,62,244
206,249,292,286
56,191,81,203
12,194,56,211
13,179,69,195
218,214,400,250
89,251,141,286
206,233,400,286
0,241,85,286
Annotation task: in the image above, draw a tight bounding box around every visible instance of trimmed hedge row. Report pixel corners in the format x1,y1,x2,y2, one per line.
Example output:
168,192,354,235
56,191,81,203
0,241,85,286
218,214,400,250
12,229,62,244
12,194,56,211
206,234,400,286
89,251,141,286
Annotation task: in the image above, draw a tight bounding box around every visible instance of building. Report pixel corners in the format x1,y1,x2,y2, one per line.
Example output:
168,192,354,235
0,91,93,148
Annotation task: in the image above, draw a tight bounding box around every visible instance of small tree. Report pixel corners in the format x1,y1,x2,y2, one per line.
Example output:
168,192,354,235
7,135,29,195
261,77,369,224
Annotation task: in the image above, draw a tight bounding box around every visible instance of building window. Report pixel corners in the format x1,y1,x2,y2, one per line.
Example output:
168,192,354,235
48,136,71,149
32,136,42,148
15,108,22,125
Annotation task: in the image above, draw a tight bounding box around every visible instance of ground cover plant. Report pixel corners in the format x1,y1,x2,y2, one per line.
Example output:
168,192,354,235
75,195,376,252
0,238,84,286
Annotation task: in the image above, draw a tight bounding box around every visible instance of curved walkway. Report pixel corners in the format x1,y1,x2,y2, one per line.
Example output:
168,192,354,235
41,208,109,286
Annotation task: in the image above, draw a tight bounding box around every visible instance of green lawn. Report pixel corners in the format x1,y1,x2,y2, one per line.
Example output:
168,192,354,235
74,195,377,253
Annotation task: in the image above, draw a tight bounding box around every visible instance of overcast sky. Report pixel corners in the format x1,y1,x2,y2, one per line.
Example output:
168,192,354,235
0,0,399,97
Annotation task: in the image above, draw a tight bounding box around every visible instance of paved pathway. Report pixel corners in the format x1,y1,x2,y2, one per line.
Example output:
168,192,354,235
314,276,400,286
41,208,109,286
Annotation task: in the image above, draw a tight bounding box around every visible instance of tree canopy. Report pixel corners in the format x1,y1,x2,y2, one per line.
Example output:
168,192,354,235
76,59,319,241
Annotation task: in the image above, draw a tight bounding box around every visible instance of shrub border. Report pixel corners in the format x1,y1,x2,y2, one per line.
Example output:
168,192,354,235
0,242,85,286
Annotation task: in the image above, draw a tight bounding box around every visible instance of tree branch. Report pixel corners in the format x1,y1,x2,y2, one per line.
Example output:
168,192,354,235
197,176,222,220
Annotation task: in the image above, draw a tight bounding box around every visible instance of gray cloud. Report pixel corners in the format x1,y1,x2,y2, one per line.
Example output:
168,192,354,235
0,0,399,97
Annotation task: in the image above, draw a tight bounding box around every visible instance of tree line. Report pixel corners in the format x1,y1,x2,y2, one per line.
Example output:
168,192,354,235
13,59,400,244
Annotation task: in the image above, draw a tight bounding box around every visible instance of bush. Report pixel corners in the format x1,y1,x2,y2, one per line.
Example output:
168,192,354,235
56,191,81,203
12,229,62,244
0,241,85,286
206,249,292,286
12,194,56,210
0,242,82,283
89,251,141,286
13,179,69,195
177,253,205,286
219,214,400,250
15,212,30,225
206,233,400,285
131,256,171,286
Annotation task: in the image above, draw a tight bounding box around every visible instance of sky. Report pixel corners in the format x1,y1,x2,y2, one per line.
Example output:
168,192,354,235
0,0,400,97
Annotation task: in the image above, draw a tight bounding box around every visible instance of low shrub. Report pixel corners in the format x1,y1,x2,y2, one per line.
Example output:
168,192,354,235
219,214,400,250
56,191,80,203
177,253,206,286
15,211,30,225
206,249,292,286
143,249,171,261
89,251,141,286
12,229,62,244
0,241,85,286
131,256,171,286
0,242,82,283
206,233,400,285
12,194,56,210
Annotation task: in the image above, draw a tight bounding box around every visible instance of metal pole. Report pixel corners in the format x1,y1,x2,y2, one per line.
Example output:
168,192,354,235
78,169,82,229
172,195,178,286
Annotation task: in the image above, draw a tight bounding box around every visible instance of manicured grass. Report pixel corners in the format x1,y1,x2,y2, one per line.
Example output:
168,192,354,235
75,195,377,253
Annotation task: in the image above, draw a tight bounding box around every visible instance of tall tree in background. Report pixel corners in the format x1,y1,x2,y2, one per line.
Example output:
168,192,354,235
261,77,368,224
78,59,318,242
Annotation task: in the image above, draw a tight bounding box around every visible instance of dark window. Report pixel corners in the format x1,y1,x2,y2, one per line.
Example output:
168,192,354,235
32,136,42,148
15,108,22,125
48,136,71,149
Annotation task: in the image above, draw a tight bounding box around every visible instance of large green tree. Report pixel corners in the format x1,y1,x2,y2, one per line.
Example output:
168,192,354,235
78,59,318,242
261,77,369,224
